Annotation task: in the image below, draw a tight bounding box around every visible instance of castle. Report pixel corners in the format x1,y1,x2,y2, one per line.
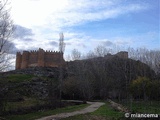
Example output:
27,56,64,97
15,48,65,69
104,51,128,59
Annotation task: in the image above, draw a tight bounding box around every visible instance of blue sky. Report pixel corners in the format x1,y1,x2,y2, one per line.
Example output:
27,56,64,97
10,0,159,58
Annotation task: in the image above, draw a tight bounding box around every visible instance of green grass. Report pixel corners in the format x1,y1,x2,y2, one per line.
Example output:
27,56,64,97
6,74,35,82
121,100,160,114
62,102,124,120
61,114,95,120
6,98,45,111
91,102,124,118
4,103,89,120
7,100,159,120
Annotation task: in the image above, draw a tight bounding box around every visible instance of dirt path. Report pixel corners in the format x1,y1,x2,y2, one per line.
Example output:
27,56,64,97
36,101,105,120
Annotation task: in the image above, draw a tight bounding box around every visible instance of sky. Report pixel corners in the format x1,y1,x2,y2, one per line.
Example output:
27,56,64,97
9,0,160,58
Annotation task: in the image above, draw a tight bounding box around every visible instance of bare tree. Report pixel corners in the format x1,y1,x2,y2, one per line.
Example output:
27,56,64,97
71,48,81,60
86,50,96,59
128,47,160,74
59,33,65,54
0,0,14,71
59,32,65,105
94,45,107,57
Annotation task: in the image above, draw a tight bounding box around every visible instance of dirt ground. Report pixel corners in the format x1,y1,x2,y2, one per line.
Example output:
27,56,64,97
36,101,105,120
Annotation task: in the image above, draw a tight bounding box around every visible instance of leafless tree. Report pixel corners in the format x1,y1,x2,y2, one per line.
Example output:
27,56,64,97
59,32,65,105
0,0,14,71
86,50,96,59
59,33,65,54
128,47,160,74
71,48,81,60
94,45,108,57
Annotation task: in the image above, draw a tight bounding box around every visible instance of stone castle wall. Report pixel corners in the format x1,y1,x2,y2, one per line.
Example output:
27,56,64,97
16,48,65,69
104,51,128,59
115,51,128,59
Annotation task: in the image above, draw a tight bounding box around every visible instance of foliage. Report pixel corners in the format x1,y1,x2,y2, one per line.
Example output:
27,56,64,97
46,78,59,105
120,100,160,114
130,76,160,100
63,76,81,99
130,77,150,99
5,97,45,111
66,56,155,100
0,73,60,115
5,74,35,82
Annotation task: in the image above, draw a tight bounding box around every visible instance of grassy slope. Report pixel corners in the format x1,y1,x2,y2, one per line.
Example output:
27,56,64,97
62,102,124,120
5,104,89,120
1,74,39,111
1,74,89,120
62,100,160,120
1,74,160,119
5,98,45,111
5,74,35,82
120,100,160,114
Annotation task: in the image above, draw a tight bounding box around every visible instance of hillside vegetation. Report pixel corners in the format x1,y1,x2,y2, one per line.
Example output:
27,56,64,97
65,56,157,100
0,56,159,117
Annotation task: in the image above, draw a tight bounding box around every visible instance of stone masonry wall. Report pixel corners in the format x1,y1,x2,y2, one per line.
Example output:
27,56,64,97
16,48,65,69
104,51,128,59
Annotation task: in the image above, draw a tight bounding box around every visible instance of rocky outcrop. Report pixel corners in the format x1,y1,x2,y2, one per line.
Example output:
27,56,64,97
0,67,67,101
1,67,67,78
20,77,49,99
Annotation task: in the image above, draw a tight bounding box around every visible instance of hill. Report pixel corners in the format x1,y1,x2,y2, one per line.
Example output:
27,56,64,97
0,56,158,115
65,56,156,100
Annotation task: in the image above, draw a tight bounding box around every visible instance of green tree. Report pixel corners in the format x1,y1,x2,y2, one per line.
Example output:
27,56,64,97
130,77,151,100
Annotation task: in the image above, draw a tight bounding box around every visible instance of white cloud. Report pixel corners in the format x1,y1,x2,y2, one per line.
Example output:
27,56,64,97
11,0,68,27
45,1,148,28
11,0,148,27
10,0,150,54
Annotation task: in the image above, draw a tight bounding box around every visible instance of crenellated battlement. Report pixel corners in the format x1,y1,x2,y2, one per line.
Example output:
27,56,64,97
15,48,65,69
21,50,62,54
17,52,21,54
30,50,38,53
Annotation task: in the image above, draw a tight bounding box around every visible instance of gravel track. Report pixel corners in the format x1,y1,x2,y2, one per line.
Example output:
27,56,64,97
36,101,105,120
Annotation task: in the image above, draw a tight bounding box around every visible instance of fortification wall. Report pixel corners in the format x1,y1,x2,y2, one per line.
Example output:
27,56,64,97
28,51,38,67
16,52,22,69
21,51,29,69
104,51,128,59
115,51,128,59
16,48,65,69
38,48,45,67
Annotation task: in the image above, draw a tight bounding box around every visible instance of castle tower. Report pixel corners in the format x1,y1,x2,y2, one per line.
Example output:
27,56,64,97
116,51,128,59
15,52,22,69
21,51,29,69
15,48,66,70
38,48,45,67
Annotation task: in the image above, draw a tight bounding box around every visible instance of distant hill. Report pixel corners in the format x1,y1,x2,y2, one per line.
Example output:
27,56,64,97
67,55,155,79
0,56,156,101
65,56,156,99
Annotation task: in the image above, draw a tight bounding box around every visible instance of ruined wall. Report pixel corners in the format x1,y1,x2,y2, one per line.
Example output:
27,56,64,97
115,51,128,59
16,48,65,69
104,51,128,59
